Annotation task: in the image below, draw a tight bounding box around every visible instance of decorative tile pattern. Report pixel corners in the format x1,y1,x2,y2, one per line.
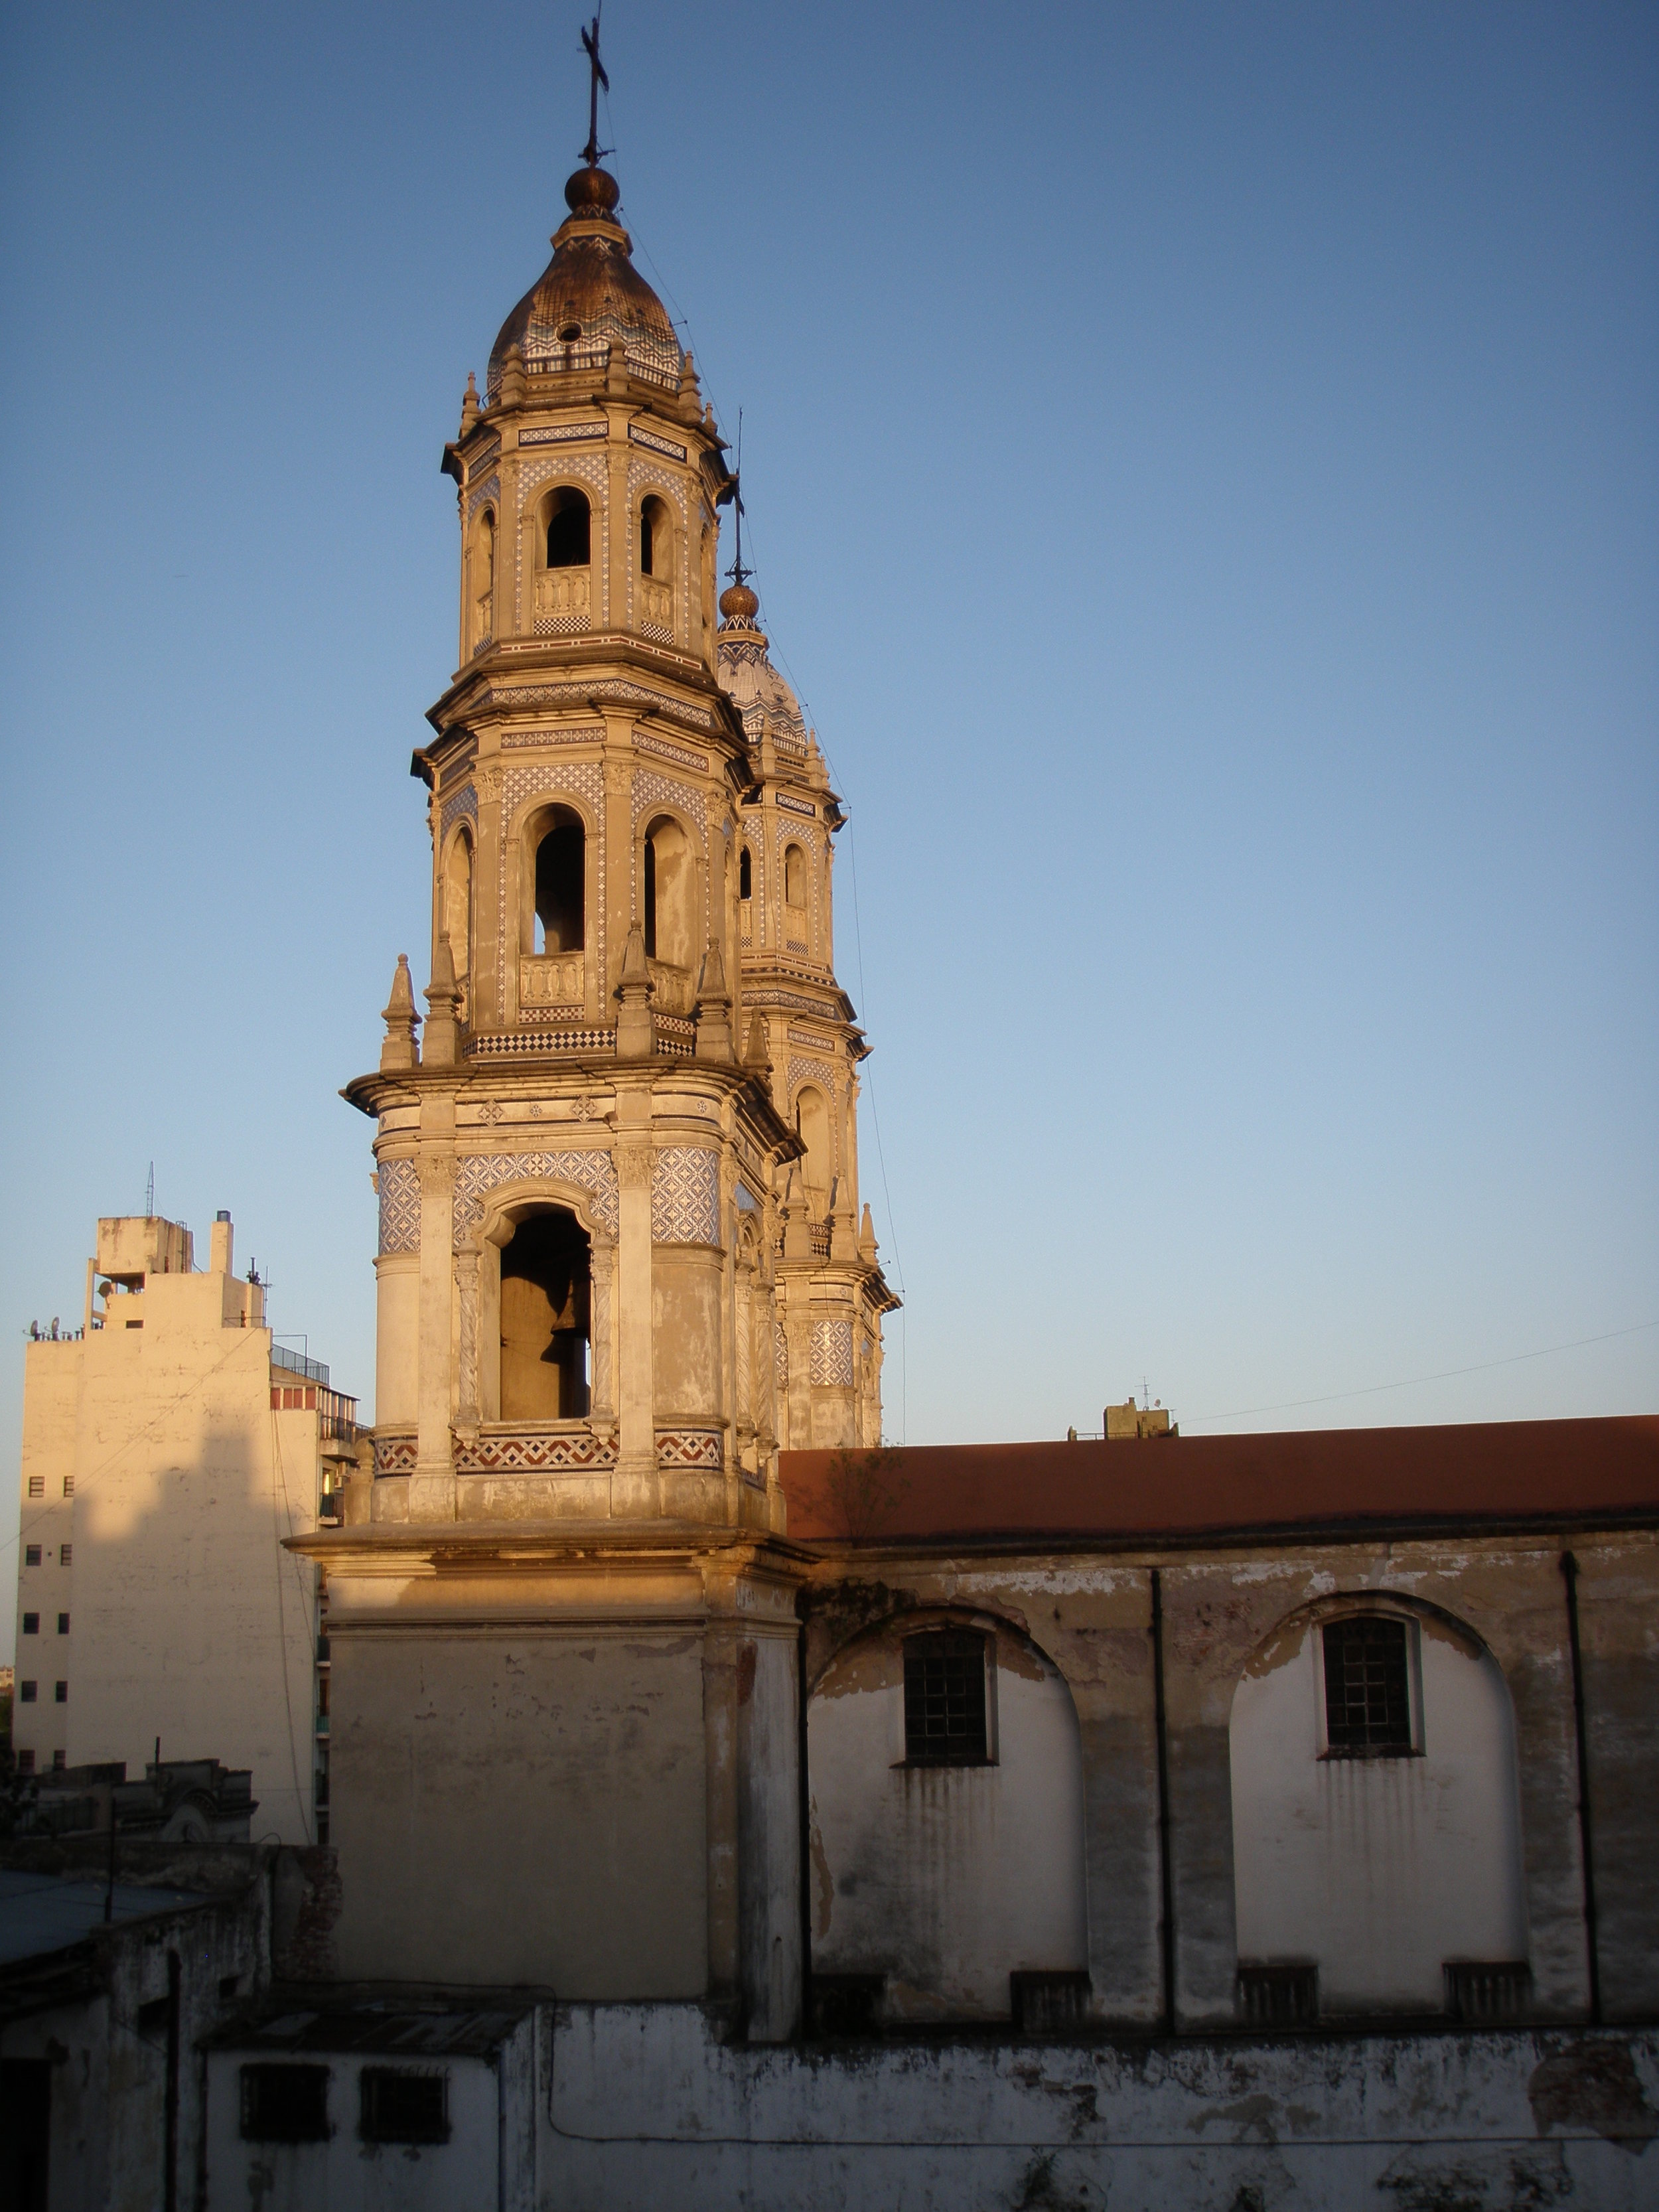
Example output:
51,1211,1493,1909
500,723,604,750
633,729,708,774
467,475,500,522
628,423,687,462
774,1321,789,1392
787,1025,836,1050
811,1318,855,1388
440,783,478,844
520,421,606,445
456,1428,617,1472
652,1145,721,1246
467,1027,616,1057
632,768,708,914
465,433,502,475
377,1159,421,1256
452,1148,619,1246
776,793,816,818
372,1434,417,1476
490,681,715,730
656,1428,723,1469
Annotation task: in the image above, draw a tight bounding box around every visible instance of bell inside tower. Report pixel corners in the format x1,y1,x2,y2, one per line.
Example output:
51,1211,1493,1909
498,1208,592,1420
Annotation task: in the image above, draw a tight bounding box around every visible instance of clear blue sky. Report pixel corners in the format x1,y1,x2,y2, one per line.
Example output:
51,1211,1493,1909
1,1,1654,1605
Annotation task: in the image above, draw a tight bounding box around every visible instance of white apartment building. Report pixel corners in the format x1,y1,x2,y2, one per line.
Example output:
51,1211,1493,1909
11,1213,356,1842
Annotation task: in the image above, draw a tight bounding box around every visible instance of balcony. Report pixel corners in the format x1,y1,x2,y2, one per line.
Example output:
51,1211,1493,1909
646,958,693,1016
638,575,672,642
520,952,585,1011
535,567,591,636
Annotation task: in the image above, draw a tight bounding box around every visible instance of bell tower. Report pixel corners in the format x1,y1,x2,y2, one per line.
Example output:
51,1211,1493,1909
305,50,895,2024
347,136,892,1527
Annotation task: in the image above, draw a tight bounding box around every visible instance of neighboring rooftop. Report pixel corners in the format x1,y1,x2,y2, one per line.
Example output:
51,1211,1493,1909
778,1416,1659,1547
0,1867,212,1969
203,1998,535,2059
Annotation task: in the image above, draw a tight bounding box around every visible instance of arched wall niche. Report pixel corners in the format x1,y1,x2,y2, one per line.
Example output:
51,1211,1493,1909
1229,1591,1528,2018
793,1085,831,1206
473,1184,614,1426
441,828,474,1012
806,1607,1088,2024
641,810,700,1003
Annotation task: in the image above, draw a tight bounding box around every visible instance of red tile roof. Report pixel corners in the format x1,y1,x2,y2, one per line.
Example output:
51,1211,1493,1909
779,1417,1659,1548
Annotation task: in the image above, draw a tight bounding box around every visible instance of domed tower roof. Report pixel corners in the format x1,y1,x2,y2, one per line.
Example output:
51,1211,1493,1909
488,164,681,398
717,581,810,755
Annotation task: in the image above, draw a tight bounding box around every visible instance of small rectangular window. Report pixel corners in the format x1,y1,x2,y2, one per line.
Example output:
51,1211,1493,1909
24,1545,40,1567
359,2068,449,2144
15,1749,35,1775
1238,1962,1319,2026
27,1477,43,1498
1323,1617,1412,1755
54,1682,67,1704
19,1681,36,1703
902,1631,989,1765
22,1614,38,1636
62,1478,74,1498
59,1544,72,1566
56,1614,69,1636
240,2063,330,2142
50,1749,66,1772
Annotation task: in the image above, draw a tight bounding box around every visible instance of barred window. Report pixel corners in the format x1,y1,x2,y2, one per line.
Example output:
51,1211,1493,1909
1323,1617,1412,1755
902,1631,988,1765
240,2063,329,2142
360,2068,449,2144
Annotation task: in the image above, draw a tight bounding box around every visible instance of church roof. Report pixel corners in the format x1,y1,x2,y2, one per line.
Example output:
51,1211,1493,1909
488,164,680,395
780,1416,1659,1547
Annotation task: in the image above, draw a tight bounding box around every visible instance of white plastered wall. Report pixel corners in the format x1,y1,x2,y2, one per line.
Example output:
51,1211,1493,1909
1230,1606,1527,2012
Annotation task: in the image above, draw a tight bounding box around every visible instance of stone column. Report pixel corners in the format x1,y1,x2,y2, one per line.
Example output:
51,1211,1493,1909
589,1238,616,1431
613,1108,658,1515
455,1233,480,1445
702,1591,741,2012
411,1106,457,1520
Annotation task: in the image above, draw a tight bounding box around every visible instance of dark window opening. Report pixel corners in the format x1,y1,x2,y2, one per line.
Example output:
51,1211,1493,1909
360,2068,450,2145
18,1682,36,1703
1238,1963,1319,2026
534,814,585,954
545,487,591,568
219,1974,242,2001
1323,1617,1412,1756
23,1545,40,1567
15,1748,35,1774
56,1615,68,1636
808,1974,885,2038
640,505,654,575
53,1682,66,1704
1010,1971,1092,2037
1,2057,52,2211
21,1614,37,1636
643,836,658,957
902,1631,989,1765
739,846,752,900
50,1751,64,1772
58,1545,71,1566
500,1209,591,1422
240,2063,330,2143
1445,1961,1530,2023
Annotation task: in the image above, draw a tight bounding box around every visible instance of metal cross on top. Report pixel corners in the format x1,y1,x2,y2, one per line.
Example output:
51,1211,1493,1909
726,411,752,587
580,10,610,168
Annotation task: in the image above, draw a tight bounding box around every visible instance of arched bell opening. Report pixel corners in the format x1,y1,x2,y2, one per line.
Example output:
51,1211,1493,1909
533,486,593,634
441,829,474,1017
638,492,674,640
794,1084,831,1217
641,810,698,1011
529,807,585,956
494,1207,592,1422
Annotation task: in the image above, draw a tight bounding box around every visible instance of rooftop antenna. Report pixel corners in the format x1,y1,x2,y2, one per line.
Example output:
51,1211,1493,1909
725,410,752,588
1141,1374,1150,1412
579,8,611,168
145,1161,154,1218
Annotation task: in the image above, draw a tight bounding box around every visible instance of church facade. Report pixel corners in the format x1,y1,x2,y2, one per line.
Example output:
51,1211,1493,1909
271,121,1659,2212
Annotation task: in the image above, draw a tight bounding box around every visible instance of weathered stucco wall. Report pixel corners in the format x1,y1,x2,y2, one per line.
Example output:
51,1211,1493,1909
1231,1605,1526,2009
808,1617,1086,2020
540,2002,1659,2212
332,1621,709,1992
